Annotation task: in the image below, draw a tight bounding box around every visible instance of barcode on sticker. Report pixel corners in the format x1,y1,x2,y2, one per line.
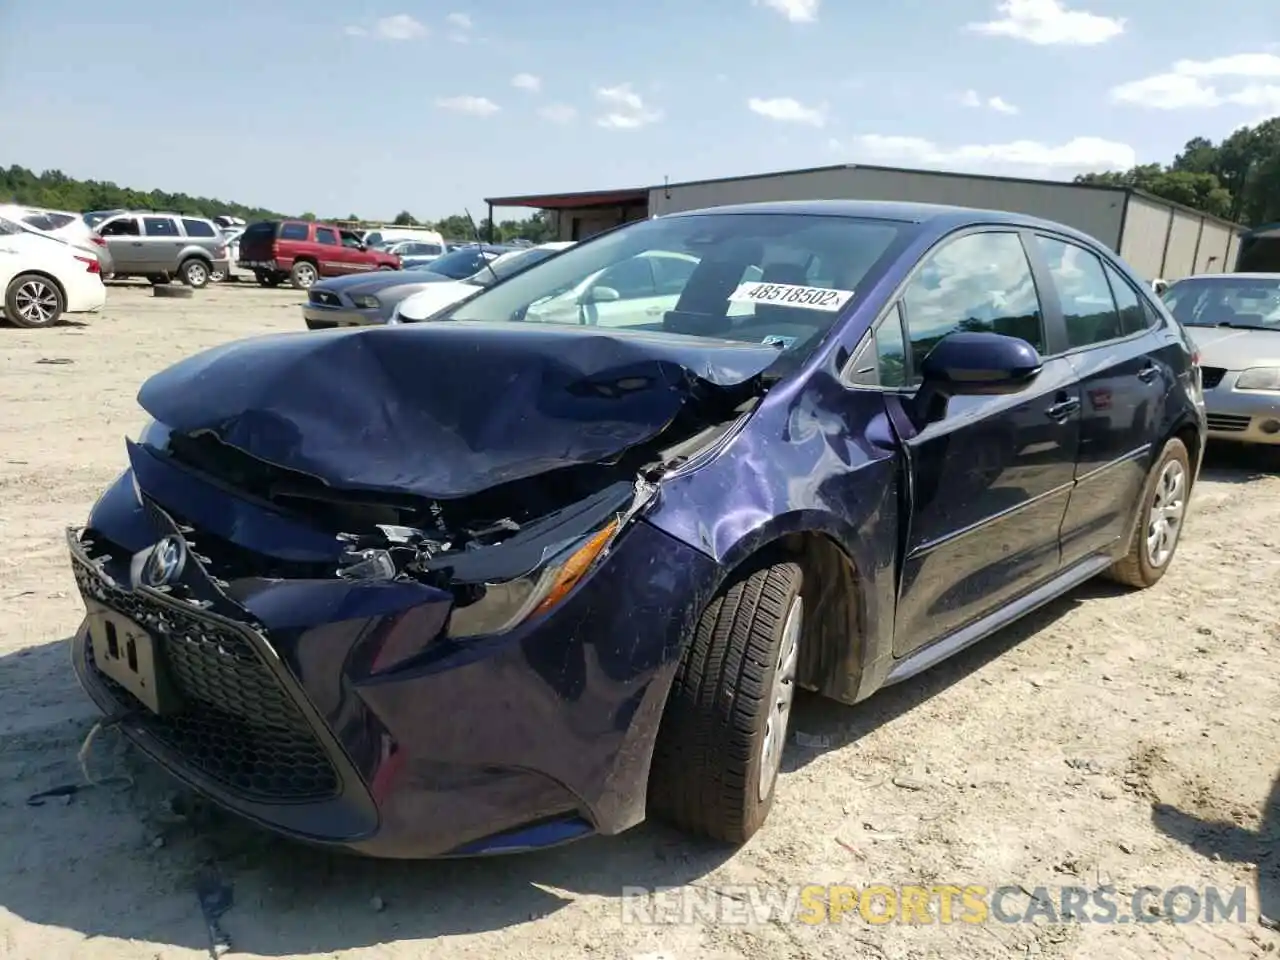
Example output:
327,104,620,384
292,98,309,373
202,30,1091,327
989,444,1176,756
728,281,854,312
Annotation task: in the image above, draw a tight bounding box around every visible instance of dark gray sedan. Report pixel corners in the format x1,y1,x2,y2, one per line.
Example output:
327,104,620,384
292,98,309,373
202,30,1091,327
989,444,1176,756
301,269,458,329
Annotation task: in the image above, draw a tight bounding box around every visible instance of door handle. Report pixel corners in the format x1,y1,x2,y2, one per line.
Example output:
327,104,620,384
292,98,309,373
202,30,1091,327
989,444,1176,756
1045,396,1081,421
131,242,143,247
1137,362,1159,383
645,306,663,315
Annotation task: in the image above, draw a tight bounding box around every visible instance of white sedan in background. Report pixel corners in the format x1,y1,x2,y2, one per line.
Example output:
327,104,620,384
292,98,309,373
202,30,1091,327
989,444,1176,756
0,213,107,327
390,241,575,323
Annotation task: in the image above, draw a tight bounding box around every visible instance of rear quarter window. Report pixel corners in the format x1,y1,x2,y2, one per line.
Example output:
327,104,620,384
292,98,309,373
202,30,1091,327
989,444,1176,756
181,218,217,238
279,222,310,241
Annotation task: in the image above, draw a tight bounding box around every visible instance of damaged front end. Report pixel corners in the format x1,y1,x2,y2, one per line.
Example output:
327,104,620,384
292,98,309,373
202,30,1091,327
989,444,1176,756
68,323,775,854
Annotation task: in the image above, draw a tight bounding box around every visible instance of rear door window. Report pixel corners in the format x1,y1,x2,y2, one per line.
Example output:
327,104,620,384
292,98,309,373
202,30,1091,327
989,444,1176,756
1034,236,1123,348
279,222,310,241
1102,262,1149,336
315,227,339,246
143,217,178,237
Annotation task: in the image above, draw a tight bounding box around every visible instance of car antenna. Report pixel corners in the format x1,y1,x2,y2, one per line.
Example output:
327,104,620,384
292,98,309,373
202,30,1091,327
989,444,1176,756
463,207,501,285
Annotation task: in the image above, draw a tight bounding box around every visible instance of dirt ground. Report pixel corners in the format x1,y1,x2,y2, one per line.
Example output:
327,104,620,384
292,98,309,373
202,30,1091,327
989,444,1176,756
0,283,1277,960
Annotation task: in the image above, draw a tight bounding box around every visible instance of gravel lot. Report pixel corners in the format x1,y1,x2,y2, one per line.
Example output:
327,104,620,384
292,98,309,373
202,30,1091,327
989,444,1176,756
0,284,1276,960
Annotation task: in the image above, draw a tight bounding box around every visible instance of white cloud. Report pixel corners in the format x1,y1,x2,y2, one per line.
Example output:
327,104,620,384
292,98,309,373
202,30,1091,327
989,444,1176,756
967,0,1124,45
754,0,819,22
747,96,827,127
446,12,472,28
1110,53,1280,113
832,133,1136,175
958,90,1020,113
511,73,542,92
371,14,428,40
595,83,662,129
435,95,500,116
538,103,578,124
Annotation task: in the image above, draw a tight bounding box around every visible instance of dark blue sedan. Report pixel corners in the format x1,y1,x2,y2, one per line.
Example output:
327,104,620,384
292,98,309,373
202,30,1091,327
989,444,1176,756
66,200,1205,858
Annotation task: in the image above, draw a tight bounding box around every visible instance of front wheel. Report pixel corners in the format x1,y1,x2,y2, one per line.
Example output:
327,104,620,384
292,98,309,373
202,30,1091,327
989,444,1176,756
1105,437,1191,588
648,559,804,844
5,273,65,328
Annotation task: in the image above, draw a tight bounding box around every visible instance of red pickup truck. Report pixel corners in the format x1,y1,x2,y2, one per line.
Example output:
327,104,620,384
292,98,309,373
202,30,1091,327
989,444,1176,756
238,219,401,289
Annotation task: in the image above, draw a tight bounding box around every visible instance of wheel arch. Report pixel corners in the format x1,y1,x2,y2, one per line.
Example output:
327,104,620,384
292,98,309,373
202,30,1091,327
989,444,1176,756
6,269,68,308
709,514,877,705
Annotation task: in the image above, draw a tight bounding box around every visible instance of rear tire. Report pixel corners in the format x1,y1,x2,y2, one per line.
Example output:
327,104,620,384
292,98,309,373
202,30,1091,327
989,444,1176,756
290,261,318,289
4,273,65,328
179,258,210,288
255,271,282,288
1105,437,1191,588
648,559,804,844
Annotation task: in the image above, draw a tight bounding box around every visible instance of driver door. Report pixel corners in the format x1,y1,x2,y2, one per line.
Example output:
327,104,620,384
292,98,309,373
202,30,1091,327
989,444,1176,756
885,229,1082,656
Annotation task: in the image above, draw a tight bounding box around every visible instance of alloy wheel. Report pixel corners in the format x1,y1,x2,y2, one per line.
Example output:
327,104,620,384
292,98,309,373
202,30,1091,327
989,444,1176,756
15,279,59,325
758,595,802,802
1146,459,1186,568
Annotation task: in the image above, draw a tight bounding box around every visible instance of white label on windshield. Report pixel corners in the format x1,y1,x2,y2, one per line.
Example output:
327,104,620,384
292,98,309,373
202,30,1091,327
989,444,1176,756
728,281,854,312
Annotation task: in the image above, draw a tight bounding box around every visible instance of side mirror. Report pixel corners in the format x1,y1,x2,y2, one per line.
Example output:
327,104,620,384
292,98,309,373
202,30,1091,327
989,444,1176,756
585,285,620,303
920,331,1042,396
915,331,1042,424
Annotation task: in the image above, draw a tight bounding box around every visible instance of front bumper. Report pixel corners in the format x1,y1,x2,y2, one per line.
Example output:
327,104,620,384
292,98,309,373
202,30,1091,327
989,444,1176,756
68,459,718,857
1202,372,1280,444
301,303,385,330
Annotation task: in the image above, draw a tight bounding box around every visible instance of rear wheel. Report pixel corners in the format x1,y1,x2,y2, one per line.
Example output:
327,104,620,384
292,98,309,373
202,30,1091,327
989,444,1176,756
290,261,318,289
255,270,282,288
1105,437,1191,588
4,273,65,328
179,258,210,288
648,559,804,844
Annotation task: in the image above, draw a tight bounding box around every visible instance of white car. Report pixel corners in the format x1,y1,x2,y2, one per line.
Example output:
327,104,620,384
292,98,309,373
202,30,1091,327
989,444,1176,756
0,213,107,327
0,203,113,275
390,241,575,323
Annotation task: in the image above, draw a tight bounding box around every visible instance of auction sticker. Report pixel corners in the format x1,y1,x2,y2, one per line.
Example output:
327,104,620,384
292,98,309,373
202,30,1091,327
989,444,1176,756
728,281,855,312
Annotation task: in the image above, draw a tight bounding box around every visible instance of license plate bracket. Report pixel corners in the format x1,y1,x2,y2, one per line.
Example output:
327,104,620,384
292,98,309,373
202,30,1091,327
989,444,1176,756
87,606,183,715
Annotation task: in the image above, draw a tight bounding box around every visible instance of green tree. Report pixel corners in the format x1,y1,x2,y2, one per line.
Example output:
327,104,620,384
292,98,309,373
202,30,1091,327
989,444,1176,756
393,210,418,225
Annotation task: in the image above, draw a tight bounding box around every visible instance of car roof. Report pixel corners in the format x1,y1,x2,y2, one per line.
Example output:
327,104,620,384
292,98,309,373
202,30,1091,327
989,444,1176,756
669,198,1090,237
1173,272,1280,281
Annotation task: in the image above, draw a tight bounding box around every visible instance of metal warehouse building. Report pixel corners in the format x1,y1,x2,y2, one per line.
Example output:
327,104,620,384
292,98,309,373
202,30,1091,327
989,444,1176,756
485,162,1245,281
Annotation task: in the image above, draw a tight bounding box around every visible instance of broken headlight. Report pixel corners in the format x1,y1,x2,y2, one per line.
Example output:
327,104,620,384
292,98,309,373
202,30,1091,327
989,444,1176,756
447,518,620,639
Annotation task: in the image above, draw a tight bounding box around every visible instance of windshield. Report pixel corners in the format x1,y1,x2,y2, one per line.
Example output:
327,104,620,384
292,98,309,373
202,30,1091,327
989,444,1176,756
425,246,503,279
465,246,561,287
1162,276,1280,330
445,213,908,361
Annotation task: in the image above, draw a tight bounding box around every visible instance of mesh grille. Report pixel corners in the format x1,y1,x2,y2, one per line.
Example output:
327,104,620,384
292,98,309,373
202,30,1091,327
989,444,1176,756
1200,367,1227,389
72,551,340,802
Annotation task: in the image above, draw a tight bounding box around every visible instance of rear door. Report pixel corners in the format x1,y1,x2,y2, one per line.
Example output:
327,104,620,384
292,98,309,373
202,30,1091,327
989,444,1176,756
1028,234,1170,564
313,226,345,276
140,216,182,272
886,229,1081,656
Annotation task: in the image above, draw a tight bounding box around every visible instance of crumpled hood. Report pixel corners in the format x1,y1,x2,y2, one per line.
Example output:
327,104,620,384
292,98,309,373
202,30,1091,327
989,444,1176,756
311,269,454,296
136,323,781,500
1187,326,1280,370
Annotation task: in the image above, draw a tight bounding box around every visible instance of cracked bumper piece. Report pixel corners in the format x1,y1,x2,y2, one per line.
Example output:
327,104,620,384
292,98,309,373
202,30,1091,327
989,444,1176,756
68,483,719,858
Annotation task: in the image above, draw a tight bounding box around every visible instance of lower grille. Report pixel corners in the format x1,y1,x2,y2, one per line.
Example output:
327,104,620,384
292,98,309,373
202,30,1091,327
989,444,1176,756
72,547,340,803
1206,413,1251,433
1200,366,1227,389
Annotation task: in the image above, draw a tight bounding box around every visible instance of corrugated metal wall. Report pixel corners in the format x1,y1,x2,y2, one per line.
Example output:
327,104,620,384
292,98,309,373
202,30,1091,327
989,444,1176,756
649,167,1127,250
1118,195,1241,281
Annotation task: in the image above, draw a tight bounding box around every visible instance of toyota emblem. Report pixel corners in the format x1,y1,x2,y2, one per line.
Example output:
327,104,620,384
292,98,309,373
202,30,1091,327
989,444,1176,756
142,535,187,587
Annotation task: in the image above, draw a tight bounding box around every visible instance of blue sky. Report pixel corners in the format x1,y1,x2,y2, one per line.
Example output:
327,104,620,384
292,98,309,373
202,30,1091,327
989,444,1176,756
1,0,1277,221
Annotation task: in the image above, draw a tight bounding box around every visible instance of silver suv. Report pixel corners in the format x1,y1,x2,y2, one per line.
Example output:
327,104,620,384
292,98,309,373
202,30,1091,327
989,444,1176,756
94,212,230,288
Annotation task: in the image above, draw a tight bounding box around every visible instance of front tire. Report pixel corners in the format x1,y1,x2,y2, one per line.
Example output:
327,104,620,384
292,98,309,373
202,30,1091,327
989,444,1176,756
1105,437,1191,588
4,273,65,328
290,261,318,289
648,559,804,844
